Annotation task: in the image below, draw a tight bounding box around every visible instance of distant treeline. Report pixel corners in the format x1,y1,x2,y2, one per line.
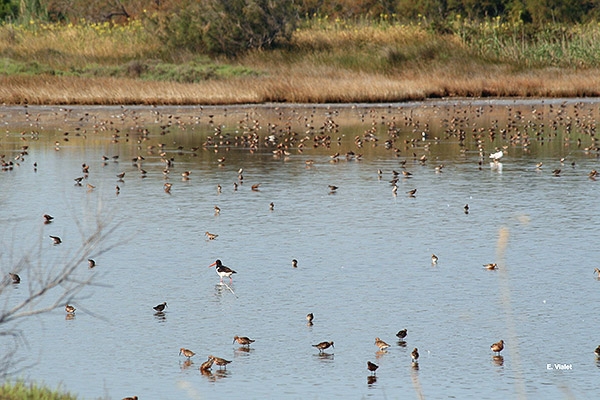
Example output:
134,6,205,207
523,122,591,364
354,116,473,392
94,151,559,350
2,0,599,25
2,0,599,57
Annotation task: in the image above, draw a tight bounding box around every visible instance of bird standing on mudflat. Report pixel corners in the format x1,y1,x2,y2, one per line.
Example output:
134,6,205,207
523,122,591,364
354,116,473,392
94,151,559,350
209,259,237,283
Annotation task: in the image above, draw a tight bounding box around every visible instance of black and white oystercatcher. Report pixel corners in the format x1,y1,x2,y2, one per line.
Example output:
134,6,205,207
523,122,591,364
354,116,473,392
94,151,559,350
209,259,237,283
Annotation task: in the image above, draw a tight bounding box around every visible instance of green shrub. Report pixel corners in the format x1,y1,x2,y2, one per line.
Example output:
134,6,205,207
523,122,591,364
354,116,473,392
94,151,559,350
148,0,297,56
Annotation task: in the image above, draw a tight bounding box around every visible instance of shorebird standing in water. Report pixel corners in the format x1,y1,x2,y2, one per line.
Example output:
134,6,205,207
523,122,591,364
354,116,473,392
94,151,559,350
209,355,232,369
396,329,407,340
367,361,379,375
490,340,504,355
205,231,218,240
292,259,298,268
431,254,438,265
306,313,314,325
65,304,76,314
233,336,255,347
375,337,390,351
411,348,419,362
209,259,237,283
153,302,167,313
179,348,195,359
313,341,334,353
484,263,498,270
200,357,214,372
9,273,20,284
50,235,62,245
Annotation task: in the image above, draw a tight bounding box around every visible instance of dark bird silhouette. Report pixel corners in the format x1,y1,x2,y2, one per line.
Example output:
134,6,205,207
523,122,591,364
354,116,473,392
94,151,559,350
407,188,417,197
367,361,379,375
595,345,600,357
313,341,334,353
396,329,407,340
50,235,62,244
65,304,76,313
43,214,54,224
153,302,167,312
88,259,96,268
9,273,20,284
292,259,298,268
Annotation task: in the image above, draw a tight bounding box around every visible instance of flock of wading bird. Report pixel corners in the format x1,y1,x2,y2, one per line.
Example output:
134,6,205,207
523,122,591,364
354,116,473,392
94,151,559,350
5,101,600,397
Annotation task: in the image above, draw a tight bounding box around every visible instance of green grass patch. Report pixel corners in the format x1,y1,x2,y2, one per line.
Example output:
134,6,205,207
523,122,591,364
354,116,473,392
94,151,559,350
0,380,78,400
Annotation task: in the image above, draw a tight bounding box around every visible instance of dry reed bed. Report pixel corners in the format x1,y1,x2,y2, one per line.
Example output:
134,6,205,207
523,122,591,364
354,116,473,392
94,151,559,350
2,68,600,105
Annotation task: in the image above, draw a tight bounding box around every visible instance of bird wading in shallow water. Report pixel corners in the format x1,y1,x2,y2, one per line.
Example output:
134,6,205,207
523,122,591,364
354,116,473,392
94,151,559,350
411,348,419,362
306,313,314,324
375,337,390,351
313,341,334,353
396,329,407,340
490,340,504,355
233,336,255,347
179,348,195,359
367,361,379,375
153,302,167,312
209,355,232,369
209,259,237,283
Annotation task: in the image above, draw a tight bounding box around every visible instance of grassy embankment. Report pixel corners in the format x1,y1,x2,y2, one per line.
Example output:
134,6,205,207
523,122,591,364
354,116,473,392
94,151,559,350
1,16,600,104
0,380,78,400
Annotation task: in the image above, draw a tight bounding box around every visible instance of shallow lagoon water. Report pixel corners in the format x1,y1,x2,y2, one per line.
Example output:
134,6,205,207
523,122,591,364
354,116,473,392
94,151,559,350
1,100,600,399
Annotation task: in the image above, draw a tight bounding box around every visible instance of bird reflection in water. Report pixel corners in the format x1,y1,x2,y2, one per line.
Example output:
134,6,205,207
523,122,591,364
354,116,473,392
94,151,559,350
234,346,253,355
492,355,504,366
367,375,377,385
65,313,75,321
316,352,334,361
181,359,193,370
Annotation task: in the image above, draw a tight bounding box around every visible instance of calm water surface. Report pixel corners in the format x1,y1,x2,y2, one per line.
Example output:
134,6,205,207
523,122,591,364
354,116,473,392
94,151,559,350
1,100,600,399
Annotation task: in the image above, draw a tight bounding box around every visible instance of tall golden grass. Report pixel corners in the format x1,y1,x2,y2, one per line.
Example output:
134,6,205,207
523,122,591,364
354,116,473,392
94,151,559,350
2,19,600,104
